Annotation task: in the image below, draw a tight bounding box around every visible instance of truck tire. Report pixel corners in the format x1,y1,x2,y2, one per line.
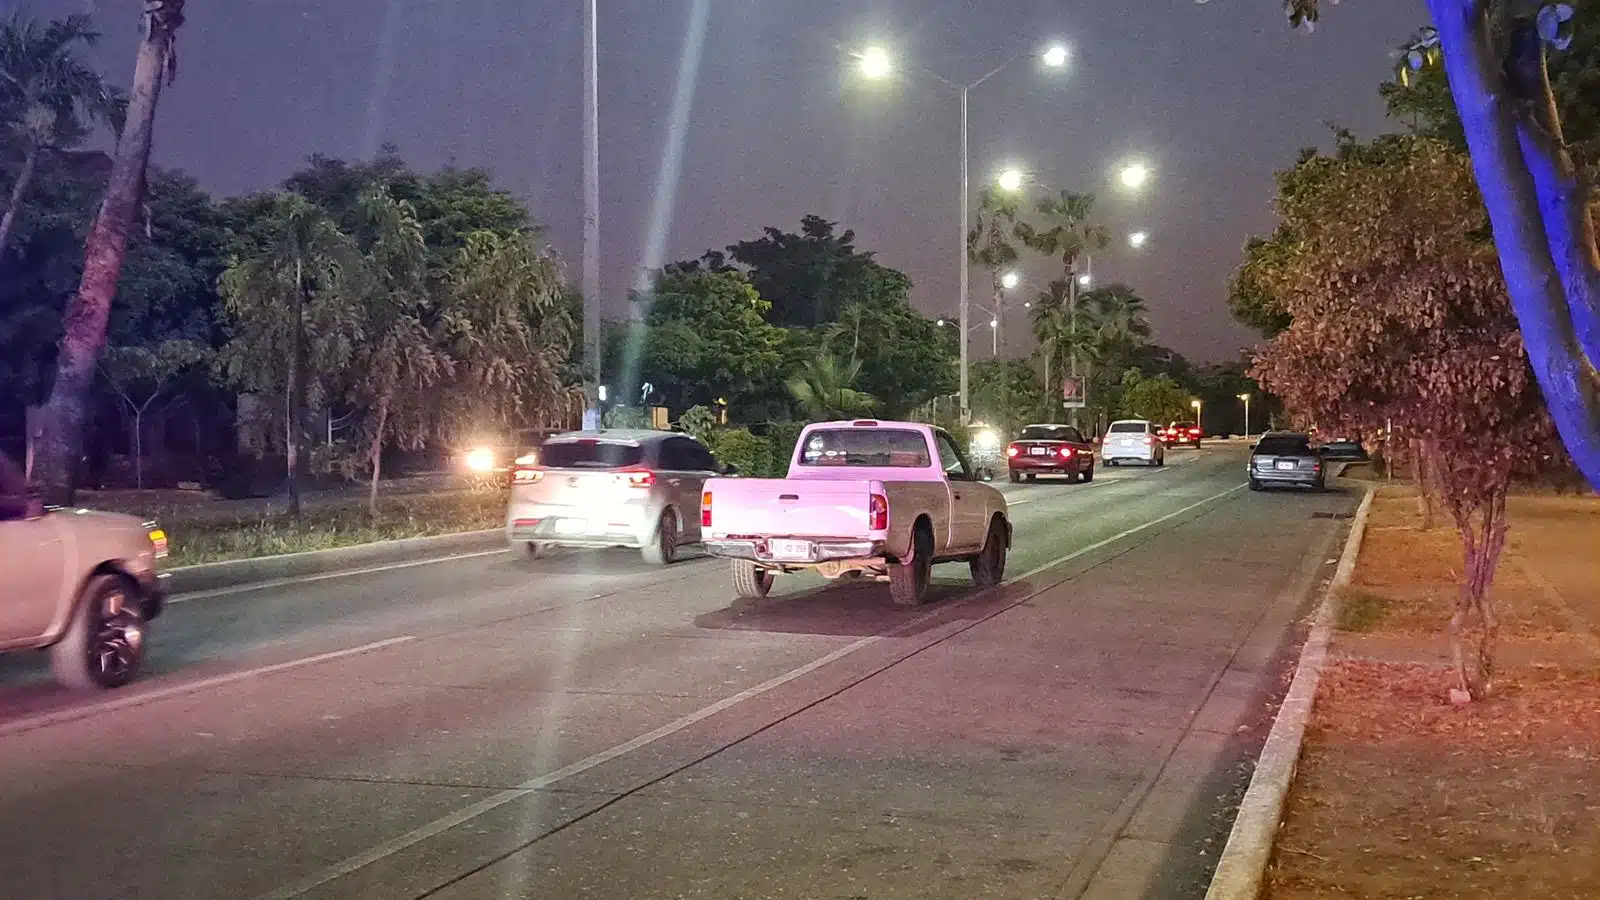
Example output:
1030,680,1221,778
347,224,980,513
889,523,933,607
732,560,775,598
969,518,1008,588
642,509,679,565
52,574,146,690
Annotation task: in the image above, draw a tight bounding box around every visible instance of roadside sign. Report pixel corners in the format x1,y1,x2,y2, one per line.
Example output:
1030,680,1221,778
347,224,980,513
1061,376,1087,409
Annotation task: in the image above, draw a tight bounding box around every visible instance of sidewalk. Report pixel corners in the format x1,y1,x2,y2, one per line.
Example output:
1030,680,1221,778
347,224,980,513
1266,485,1600,899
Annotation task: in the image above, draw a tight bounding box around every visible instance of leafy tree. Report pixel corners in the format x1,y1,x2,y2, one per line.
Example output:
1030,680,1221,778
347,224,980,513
97,339,205,489
967,184,1022,347
678,405,717,444
819,299,956,418
0,12,122,258
219,192,362,517
1118,372,1193,425
969,358,1047,438
724,215,901,328
28,0,187,503
786,353,876,420
1224,0,1600,491
1250,134,1565,700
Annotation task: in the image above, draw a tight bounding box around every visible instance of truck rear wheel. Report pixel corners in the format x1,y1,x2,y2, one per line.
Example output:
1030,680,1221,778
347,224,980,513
52,574,146,690
732,560,775,599
889,524,933,607
969,519,1007,588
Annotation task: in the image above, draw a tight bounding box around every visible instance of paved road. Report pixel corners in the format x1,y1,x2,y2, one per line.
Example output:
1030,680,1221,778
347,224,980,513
0,446,1357,899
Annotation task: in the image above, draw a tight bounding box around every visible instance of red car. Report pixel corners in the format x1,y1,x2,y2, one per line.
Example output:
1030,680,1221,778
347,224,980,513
1005,424,1096,484
1161,421,1203,449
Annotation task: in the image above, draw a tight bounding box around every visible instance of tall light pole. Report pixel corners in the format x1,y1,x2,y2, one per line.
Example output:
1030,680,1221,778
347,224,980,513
1239,393,1252,440
1191,398,1202,432
856,42,1068,423
581,0,602,430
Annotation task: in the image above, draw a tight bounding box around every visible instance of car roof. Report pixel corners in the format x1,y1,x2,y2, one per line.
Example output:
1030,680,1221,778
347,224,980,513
546,429,681,445
1109,419,1151,425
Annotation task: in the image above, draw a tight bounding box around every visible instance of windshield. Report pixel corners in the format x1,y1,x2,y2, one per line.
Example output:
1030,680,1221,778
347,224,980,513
539,440,644,469
1109,422,1147,434
798,428,930,467
1255,436,1312,455
1020,425,1076,442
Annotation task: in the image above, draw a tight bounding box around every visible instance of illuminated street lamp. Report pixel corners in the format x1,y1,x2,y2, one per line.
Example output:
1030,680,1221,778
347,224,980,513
858,46,892,80
1191,398,1202,433
997,168,1025,192
1119,162,1150,190
1001,271,1021,290
1042,44,1070,68
1239,393,1253,440
1077,273,1092,288
1129,230,1149,249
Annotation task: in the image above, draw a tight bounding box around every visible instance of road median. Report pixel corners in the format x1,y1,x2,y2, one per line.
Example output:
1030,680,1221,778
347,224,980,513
165,528,507,595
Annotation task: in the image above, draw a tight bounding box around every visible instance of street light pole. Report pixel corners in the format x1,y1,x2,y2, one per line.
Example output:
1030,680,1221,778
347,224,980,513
1240,393,1252,440
958,85,970,423
581,0,602,430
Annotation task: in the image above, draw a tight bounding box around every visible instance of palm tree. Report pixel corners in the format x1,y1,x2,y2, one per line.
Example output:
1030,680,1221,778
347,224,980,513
0,12,122,257
27,2,184,503
220,193,360,518
1031,279,1104,418
967,185,1022,352
1082,283,1152,350
787,353,876,420
1016,189,1111,425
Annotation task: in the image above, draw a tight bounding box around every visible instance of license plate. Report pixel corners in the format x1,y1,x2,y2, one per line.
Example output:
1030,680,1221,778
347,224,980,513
1029,447,1047,456
556,518,591,534
769,539,813,560
1276,460,1297,470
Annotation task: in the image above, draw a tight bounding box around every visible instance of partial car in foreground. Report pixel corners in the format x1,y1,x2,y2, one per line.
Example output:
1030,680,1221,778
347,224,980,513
0,454,168,689
700,420,1011,607
1005,423,1095,484
506,430,728,564
1101,419,1165,467
1248,432,1326,491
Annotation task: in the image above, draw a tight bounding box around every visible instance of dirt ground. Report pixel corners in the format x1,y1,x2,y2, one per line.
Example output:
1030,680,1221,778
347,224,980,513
1266,485,1600,900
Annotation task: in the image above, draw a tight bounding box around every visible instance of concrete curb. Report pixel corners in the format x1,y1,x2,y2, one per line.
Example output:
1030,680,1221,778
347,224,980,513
164,529,506,596
1203,478,1376,900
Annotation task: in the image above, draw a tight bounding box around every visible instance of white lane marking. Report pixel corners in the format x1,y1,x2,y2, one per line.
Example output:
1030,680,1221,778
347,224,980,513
1013,483,1246,581
0,636,416,739
170,550,514,604
257,481,1248,898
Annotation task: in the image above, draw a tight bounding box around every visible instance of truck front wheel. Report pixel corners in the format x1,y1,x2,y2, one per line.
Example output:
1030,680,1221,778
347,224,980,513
732,560,775,598
52,574,147,690
889,525,933,607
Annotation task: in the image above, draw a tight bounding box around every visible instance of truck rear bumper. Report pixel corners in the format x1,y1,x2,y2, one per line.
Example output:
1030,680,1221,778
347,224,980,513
703,538,882,565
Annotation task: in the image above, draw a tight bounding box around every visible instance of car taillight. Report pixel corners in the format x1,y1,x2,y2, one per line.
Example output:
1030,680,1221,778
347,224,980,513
869,493,889,531
1058,446,1075,459
1190,428,1201,436
701,491,712,527
1142,435,1154,445
513,467,543,484
1005,444,1020,458
616,468,655,488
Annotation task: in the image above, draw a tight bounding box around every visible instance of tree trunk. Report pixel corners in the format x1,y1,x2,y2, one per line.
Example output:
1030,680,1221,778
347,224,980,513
1412,437,1438,530
1447,489,1509,701
26,3,185,504
285,269,305,518
368,397,389,515
1426,0,1600,491
0,145,41,259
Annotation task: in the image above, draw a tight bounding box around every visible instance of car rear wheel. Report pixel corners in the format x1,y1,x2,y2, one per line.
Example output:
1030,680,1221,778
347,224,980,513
969,519,1007,588
1082,464,1094,483
52,574,146,690
525,541,549,559
889,524,933,607
1009,470,1021,484
731,560,775,598
1249,478,1264,492
641,510,679,565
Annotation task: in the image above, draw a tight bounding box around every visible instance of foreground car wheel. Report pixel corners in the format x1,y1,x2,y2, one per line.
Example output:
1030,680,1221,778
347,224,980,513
969,519,1007,588
889,525,933,607
525,541,549,559
642,510,679,565
52,575,146,690
732,560,775,598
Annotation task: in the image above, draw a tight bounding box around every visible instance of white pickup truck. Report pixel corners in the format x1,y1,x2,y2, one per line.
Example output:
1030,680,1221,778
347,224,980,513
699,420,1011,606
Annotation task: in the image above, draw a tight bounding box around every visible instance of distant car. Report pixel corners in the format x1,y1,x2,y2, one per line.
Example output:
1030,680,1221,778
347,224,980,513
1162,421,1202,448
1249,432,1326,491
1317,438,1370,462
1102,420,1165,467
0,454,169,689
1005,423,1096,484
700,420,1011,607
505,430,728,564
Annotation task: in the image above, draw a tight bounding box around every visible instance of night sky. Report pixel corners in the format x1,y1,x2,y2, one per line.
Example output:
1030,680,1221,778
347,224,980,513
32,0,1428,362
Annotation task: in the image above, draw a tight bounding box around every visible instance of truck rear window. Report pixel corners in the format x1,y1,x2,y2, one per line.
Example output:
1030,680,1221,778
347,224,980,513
799,428,930,467
539,440,644,469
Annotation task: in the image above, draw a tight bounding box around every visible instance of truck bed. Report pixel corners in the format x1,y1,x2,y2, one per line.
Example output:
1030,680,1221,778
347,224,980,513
701,476,882,540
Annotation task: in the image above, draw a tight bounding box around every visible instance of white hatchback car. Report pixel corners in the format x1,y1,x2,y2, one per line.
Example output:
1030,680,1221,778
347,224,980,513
0,454,169,689
1101,419,1165,467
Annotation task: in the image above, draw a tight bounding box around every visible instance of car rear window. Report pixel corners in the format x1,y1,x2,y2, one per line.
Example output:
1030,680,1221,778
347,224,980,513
1255,436,1311,455
799,428,931,467
539,440,644,469
1108,422,1147,434
1172,422,1197,430
1020,425,1077,442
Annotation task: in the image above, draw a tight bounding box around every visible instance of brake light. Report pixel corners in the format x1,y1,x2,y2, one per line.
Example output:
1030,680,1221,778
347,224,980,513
513,467,543,484
701,491,712,527
616,468,655,488
852,420,879,427
1006,444,1020,458
1058,446,1075,459
869,493,889,530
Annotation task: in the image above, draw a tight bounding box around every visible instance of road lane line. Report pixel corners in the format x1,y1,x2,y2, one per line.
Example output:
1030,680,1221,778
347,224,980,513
0,636,416,739
170,550,515,603
257,480,1249,899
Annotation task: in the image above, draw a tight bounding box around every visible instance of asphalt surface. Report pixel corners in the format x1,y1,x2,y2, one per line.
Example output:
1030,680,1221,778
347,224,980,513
0,444,1359,900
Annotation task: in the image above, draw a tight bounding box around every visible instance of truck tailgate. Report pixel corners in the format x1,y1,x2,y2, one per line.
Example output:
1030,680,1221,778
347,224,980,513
702,477,877,539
